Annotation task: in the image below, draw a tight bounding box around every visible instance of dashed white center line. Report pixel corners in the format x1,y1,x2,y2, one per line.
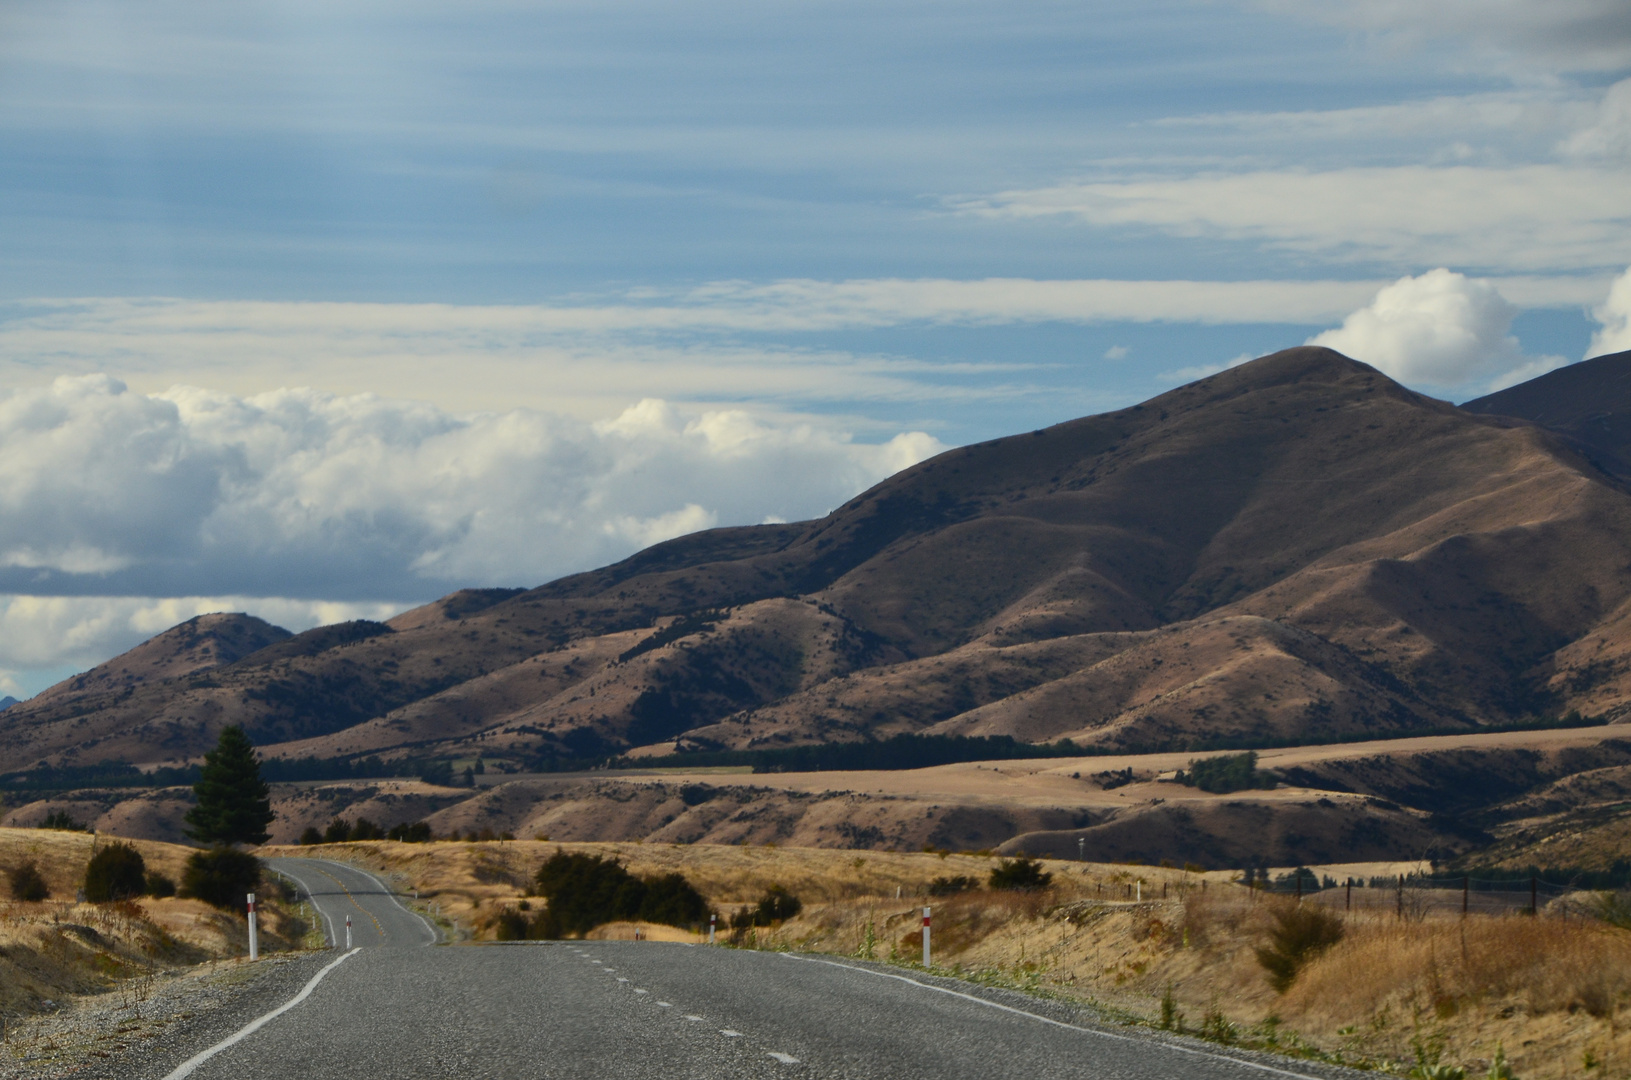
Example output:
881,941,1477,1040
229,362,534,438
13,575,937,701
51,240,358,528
684,1015,704,1022
721,1029,743,1038
616,977,629,983
656,1002,672,1007
634,989,649,995
767,1052,801,1065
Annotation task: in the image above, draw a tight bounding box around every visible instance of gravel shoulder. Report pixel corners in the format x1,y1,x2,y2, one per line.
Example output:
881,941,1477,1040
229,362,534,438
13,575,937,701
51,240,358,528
1,948,339,1080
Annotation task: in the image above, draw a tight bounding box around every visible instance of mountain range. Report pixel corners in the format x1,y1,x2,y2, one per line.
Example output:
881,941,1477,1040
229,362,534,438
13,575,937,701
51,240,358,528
7,345,1631,784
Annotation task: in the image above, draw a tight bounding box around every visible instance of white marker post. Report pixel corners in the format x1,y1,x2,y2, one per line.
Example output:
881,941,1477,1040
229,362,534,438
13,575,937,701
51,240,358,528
709,913,716,945
345,915,353,950
246,893,259,961
921,907,931,969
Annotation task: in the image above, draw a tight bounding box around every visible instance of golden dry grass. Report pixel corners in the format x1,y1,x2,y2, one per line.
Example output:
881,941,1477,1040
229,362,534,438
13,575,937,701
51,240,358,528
0,827,310,1018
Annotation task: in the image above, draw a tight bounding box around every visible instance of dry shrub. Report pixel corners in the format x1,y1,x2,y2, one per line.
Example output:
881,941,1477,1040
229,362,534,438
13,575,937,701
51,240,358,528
1283,916,1631,1024
1255,901,1344,992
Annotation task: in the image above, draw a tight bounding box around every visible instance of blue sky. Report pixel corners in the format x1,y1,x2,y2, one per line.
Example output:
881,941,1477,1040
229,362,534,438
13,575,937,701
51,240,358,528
0,0,1628,694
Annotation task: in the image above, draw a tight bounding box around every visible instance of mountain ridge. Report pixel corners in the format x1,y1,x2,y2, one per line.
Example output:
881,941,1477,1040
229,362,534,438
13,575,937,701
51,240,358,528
8,346,1631,776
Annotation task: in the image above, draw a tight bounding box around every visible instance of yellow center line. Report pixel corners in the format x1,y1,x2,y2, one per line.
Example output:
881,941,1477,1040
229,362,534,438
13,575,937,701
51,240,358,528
315,867,387,938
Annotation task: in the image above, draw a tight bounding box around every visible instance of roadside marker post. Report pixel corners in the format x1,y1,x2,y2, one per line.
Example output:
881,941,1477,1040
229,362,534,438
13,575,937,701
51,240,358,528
247,894,259,961
922,907,931,969
345,915,353,950
709,913,716,945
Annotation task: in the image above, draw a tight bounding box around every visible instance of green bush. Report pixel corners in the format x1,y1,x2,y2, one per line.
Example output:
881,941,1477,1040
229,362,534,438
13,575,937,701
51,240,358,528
180,847,262,912
386,821,433,843
752,885,802,925
349,818,385,841
530,850,711,937
38,810,87,832
1177,751,1276,794
145,871,177,898
84,842,148,902
322,819,352,844
989,857,1052,891
928,875,976,896
8,861,49,901
1255,902,1345,992
298,826,323,845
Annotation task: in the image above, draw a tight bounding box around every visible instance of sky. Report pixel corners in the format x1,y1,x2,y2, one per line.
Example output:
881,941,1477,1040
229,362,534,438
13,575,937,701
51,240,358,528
0,0,1629,697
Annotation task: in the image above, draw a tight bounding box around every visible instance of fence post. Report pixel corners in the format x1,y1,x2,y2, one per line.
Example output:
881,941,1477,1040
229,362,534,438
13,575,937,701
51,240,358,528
1462,876,1469,917
345,915,353,950
247,893,258,961
922,907,931,968
1345,879,1351,912
709,913,716,945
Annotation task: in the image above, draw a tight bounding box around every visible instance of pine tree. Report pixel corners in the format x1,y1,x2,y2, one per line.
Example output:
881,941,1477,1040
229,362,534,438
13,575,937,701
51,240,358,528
185,726,274,845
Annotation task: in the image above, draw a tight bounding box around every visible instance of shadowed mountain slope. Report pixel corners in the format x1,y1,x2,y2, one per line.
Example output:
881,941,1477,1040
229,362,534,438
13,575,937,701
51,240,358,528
1463,349,1631,476
8,346,1631,776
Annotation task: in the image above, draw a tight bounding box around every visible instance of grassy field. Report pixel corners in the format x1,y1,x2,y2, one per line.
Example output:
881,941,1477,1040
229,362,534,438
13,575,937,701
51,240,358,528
0,827,310,1021
295,837,1631,1079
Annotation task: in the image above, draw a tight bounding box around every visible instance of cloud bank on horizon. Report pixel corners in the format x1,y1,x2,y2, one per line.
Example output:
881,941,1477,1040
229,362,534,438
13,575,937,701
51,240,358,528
0,0,1628,694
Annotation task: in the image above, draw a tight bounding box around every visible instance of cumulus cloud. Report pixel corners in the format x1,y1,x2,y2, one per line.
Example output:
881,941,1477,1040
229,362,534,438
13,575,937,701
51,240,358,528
1591,266,1631,357
1307,269,1563,392
0,377,944,604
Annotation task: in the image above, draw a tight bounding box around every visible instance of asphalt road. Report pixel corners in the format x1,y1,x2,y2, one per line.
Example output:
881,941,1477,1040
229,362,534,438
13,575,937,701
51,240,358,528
146,859,1358,1080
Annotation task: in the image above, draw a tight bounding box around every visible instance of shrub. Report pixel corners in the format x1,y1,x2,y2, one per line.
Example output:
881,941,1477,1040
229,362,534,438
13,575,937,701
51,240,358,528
8,860,49,901
180,847,262,912
1256,902,1345,992
38,809,87,832
989,857,1052,892
322,818,352,844
753,885,802,925
928,875,977,896
145,871,177,898
492,908,530,940
530,849,711,937
387,821,433,843
1177,751,1275,794
298,826,323,845
84,842,148,902
349,818,385,841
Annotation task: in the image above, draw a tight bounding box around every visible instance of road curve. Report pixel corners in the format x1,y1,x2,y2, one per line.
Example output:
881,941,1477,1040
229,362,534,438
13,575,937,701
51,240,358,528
152,863,1359,1080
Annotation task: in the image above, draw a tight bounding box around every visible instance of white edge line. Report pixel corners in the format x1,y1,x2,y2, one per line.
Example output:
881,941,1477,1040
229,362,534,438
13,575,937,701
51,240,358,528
308,858,440,946
779,954,1328,1080
270,865,334,948
161,948,361,1080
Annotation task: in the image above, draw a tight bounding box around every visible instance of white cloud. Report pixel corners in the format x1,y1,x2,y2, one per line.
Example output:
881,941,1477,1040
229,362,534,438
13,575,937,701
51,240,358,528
1591,266,1631,357
1307,269,1563,392
1560,79,1631,160
959,165,1631,273
0,377,945,603
1157,354,1254,383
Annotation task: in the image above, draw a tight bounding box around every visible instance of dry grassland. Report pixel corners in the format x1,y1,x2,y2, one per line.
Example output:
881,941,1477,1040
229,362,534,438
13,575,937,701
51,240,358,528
0,828,309,1024
302,838,1631,1079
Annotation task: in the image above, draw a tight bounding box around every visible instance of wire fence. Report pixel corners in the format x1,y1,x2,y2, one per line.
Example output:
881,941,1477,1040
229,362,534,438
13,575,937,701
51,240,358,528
1247,873,1606,918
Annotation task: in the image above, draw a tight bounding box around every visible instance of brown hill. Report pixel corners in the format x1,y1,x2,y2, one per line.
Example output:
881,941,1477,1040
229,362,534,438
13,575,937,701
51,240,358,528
9,346,1631,777
1462,349,1631,475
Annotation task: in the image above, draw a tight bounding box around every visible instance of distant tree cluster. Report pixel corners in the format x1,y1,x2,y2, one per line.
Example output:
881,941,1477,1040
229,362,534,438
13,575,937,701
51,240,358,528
1175,751,1277,794
298,818,434,844
37,810,88,832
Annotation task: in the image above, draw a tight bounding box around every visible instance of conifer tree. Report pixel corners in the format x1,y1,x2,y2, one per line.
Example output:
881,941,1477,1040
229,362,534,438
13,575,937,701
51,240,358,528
185,726,274,845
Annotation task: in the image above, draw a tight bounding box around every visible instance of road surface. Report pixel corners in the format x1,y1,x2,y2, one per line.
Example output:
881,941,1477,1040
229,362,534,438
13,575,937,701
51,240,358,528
138,858,1358,1080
